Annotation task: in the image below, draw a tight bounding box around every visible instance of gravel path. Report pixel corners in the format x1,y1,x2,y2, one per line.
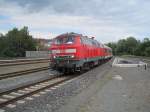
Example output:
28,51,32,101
59,58,150,112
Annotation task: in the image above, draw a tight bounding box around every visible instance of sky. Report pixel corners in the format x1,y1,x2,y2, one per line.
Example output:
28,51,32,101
0,0,150,43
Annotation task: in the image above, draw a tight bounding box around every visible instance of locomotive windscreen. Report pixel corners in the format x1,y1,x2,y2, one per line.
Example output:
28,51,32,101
54,35,75,45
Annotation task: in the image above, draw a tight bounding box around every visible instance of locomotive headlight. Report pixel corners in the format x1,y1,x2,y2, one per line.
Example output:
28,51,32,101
53,56,56,58
65,49,76,53
71,55,75,58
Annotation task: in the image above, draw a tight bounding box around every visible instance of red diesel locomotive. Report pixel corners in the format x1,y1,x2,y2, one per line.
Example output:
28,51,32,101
49,32,112,73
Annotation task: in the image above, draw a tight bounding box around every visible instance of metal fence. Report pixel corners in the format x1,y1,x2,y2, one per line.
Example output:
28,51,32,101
26,51,50,58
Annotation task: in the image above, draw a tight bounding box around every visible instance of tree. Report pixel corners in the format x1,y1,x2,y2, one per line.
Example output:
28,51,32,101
116,39,128,55
0,27,37,57
106,42,117,55
106,37,150,57
0,34,8,57
125,37,138,55
144,47,150,56
134,40,142,56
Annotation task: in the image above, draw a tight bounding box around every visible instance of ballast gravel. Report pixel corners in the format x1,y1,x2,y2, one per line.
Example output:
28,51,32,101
0,70,51,93
2,61,112,112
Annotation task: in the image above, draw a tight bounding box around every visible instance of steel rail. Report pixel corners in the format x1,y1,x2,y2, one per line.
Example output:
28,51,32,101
0,66,49,80
0,75,76,108
0,60,49,67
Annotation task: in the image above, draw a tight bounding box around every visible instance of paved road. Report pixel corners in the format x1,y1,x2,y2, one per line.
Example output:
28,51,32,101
59,58,150,112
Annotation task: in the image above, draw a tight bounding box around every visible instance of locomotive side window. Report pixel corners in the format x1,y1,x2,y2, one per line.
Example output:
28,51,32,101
100,43,102,48
87,38,92,46
80,36,87,45
105,49,107,53
80,36,100,47
80,37,84,44
96,41,100,47
80,36,102,47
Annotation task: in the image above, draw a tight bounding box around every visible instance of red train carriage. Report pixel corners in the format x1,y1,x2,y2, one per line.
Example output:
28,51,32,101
49,32,112,73
103,45,113,59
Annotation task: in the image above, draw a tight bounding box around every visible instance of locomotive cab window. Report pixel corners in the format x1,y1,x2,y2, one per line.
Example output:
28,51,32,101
65,36,74,44
54,36,75,44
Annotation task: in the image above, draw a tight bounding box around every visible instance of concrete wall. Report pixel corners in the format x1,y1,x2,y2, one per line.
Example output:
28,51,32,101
26,51,50,58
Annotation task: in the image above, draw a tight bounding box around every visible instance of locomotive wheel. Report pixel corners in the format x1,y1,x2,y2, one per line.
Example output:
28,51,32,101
98,60,102,65
83,63,90,71
78,66,84,73
89,62,94,68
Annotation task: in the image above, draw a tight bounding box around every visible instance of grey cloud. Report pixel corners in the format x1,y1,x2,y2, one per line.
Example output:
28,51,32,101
5,0,149,25
6,0,93,14
3,0,150,33
6,0,50,12
5,0,136,16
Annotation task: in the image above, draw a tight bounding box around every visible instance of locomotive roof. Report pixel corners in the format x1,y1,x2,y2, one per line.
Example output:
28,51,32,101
56,32,82,38
54,33,111,49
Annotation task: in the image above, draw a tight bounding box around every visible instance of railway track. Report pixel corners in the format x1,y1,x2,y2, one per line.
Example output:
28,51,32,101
142,59,150,63
0,58,49,67
121,56,150,68
0,74,77,108
0,59,111,109
142,59,150,68
122,56,150,63
0,66,49,80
